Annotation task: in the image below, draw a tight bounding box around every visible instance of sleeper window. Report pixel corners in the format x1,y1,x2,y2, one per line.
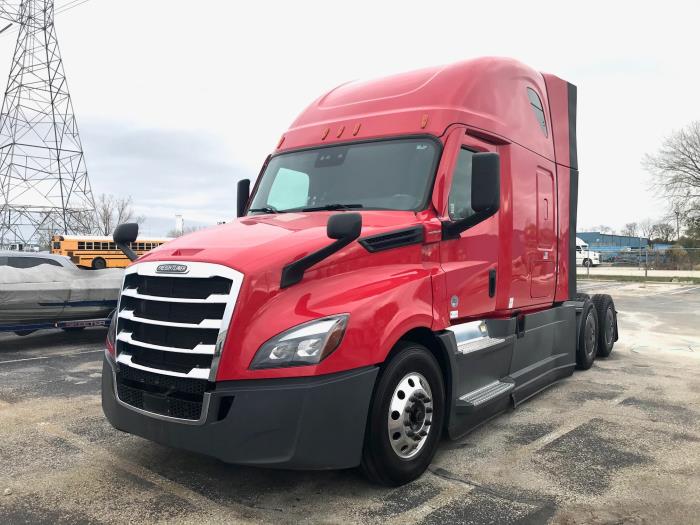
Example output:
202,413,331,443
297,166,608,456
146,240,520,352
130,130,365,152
527,87,548,137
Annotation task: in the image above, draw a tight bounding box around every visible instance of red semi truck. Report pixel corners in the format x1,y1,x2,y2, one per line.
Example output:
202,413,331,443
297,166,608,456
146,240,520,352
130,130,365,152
102,57,618,485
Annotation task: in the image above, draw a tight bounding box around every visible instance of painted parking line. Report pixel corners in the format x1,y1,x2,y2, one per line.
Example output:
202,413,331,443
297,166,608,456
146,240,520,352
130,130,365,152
664,285,700,296
0,349,102,365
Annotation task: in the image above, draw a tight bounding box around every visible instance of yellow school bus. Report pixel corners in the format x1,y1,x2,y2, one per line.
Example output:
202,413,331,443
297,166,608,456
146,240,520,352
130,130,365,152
51,235,172,269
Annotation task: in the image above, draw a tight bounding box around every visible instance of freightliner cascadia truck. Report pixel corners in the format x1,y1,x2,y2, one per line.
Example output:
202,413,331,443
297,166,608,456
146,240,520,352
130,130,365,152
102,57,619,486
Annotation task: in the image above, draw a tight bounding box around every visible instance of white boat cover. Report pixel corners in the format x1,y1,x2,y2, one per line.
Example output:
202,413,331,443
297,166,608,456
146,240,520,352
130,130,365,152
0,265,123,307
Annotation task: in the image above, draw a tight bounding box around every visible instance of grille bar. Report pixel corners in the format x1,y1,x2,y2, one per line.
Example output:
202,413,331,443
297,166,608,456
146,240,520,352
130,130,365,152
117,353,211,379
117,331,216,355
119,309,222,329
120,287,229,304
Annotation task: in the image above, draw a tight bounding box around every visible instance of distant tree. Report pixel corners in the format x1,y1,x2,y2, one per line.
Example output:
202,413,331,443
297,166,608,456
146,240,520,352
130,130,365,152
668,244,689,270
686,216,700,241
597,225,614,234
654,222,675,243
95,194,144,236
622,222,638,238
665,199,693,241
639,218,656,240
643,121,700,220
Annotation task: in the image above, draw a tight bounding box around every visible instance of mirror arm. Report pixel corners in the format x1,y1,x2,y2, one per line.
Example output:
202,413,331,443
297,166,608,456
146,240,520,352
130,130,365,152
441,206,498,240
280,236,355,289
117,242,138,262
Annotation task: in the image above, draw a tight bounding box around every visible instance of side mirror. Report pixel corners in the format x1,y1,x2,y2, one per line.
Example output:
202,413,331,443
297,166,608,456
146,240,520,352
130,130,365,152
113,223,139,262
237,178,250,217
471,152,500,213
327,212,362,240
281,212,363,288
443,152,500,238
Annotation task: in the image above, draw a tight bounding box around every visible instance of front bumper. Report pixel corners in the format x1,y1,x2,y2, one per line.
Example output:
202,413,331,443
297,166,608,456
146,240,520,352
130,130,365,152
101,359,379,470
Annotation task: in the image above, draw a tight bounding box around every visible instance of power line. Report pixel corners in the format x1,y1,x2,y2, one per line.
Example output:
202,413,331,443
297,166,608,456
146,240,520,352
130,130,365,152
0,0,93,37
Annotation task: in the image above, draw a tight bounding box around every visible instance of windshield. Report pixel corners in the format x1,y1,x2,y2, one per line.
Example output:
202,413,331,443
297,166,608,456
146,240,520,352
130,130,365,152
249,138,439,213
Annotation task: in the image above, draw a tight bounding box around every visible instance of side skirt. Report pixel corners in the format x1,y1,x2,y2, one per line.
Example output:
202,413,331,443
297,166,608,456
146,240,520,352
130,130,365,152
438,304,577,440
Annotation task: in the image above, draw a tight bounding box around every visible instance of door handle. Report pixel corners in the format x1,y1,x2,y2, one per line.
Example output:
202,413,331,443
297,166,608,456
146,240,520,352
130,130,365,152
489,268,496,298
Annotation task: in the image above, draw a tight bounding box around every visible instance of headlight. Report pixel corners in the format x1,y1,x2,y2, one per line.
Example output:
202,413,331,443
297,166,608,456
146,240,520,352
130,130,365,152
250,315,348,369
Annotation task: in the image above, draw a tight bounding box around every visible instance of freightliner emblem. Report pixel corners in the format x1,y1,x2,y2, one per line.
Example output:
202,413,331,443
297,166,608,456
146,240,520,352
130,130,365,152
156,263,188,274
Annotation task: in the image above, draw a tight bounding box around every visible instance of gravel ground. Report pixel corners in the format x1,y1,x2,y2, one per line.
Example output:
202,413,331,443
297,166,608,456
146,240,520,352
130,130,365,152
0,281,698,524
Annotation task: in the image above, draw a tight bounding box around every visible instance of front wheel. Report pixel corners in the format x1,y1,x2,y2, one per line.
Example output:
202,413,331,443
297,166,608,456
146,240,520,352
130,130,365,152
91,257,106,270
583,258,592,268
361,342,445,486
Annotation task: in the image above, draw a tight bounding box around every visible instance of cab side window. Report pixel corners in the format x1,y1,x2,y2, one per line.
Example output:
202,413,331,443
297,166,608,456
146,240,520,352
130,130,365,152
448,148,475,221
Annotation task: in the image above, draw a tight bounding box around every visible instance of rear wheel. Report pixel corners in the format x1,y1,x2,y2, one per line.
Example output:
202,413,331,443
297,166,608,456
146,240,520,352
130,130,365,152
583,258,592,267
592,294,616,357
91,257,106,270
361,342,445,486
576,299,598,370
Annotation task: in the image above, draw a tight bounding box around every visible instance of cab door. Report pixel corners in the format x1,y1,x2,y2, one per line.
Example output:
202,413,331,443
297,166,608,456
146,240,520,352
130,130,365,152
439,131,500,321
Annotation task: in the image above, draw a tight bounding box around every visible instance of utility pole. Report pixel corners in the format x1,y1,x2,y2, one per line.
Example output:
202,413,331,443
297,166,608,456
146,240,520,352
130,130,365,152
0,0,95,248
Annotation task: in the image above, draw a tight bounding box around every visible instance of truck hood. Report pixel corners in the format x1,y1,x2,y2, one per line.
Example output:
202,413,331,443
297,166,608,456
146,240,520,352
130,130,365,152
138,211,424,275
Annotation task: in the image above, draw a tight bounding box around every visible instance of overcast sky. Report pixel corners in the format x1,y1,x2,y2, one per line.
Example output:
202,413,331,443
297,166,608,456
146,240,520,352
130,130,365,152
1,0,698,235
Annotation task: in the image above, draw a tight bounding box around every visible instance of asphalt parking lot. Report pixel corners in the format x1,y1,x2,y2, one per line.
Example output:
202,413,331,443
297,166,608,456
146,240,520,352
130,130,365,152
1,281,699,524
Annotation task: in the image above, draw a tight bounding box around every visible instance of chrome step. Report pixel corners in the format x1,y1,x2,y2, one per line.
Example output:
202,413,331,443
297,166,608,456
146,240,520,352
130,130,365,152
457,379,514,411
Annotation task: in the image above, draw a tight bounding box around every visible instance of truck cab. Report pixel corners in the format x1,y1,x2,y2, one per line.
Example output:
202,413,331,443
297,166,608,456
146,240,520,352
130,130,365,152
102,57,618,486
576,237,600,267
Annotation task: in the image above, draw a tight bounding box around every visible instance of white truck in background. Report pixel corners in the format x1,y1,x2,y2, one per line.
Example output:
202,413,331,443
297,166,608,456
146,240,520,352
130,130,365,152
576,237,600,267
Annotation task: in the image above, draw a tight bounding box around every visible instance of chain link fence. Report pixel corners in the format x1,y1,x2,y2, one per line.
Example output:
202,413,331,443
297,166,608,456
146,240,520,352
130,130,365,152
577,246,700,280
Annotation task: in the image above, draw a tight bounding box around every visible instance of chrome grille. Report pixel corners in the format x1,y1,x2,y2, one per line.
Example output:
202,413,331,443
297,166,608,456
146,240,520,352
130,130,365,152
114,261,243,422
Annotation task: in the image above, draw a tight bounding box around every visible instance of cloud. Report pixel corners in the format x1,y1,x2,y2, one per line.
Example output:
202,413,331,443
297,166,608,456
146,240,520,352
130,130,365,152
79,119,251,234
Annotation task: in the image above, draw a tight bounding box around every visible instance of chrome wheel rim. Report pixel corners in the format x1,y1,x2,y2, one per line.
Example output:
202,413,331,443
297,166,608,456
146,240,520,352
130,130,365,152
585,311,597,357
387,372,434,459
605,307,614,346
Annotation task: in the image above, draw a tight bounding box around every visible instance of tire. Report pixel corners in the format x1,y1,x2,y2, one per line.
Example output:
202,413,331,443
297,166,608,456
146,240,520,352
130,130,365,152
92,257,106,270
583,258,592,268
14,330,36,337
576,292,590,302
361,342,445,486
576,298,598,370
592,294,616,357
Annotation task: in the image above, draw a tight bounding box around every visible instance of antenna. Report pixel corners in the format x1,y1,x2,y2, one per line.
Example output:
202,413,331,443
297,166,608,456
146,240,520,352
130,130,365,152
0,0,96,247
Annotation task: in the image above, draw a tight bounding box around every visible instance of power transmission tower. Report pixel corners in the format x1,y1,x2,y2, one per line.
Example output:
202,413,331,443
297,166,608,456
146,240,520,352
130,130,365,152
0,0,95,248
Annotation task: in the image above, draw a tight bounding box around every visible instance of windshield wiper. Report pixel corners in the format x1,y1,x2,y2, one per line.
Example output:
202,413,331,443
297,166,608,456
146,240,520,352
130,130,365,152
248,206,283,214
299,203,364,212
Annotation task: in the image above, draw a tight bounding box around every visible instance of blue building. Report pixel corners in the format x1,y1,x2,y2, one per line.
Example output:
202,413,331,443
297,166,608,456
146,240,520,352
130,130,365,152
577,232,649,251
